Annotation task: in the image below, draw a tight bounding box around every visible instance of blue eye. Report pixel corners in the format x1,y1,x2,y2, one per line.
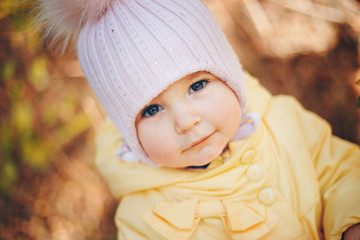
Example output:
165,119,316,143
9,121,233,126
142,104,163,118
189,80,208,94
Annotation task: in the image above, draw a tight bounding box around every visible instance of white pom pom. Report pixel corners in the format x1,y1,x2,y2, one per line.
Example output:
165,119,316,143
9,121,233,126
34,0,114,52
122,152,140,163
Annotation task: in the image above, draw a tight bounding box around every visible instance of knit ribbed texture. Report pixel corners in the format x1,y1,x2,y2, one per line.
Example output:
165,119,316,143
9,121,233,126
77,0,247,165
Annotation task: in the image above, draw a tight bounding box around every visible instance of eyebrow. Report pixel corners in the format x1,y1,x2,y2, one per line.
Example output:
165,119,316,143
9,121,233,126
186,71,210,79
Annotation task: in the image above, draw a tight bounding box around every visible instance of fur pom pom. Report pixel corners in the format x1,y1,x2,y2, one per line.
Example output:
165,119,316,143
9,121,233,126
35,0,113,52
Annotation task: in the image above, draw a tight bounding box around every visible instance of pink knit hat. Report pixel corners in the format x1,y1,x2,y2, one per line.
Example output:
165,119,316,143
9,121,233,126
37,0,248,165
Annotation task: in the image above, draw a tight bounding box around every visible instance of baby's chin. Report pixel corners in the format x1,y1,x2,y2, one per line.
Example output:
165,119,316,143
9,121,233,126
161,148,220,169
152,141,228,168
189,144,224,166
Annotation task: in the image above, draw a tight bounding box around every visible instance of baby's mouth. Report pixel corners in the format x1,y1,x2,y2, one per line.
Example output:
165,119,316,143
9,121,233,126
185,132,214,150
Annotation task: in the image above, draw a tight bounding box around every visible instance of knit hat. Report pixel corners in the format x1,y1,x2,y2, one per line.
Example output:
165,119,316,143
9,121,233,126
37,0,248,165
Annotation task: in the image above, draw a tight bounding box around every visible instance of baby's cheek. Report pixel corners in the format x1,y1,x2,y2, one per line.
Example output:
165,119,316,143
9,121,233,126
137,117,180,166
144,142,168,160
141,133,176,165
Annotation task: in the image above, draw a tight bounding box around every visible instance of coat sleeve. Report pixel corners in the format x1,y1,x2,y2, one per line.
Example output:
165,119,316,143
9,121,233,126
282,96,360,240
308,118,360,239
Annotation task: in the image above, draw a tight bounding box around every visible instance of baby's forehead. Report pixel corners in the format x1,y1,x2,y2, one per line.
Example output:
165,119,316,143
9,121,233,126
183,71,214,80
168,71,220,88
155,71,219,94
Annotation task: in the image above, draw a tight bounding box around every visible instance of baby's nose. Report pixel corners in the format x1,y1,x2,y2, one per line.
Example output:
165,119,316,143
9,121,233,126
173,105,201,134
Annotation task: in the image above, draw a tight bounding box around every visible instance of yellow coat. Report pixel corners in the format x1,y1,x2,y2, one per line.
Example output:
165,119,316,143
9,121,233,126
95,73,360,240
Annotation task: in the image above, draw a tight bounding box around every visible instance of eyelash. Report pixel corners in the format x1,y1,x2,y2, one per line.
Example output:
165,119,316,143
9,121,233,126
189,79,208,94
142,104,164,118
141,79,209,118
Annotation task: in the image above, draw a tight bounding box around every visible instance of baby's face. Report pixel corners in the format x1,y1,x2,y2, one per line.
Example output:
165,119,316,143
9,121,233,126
135,71,242,168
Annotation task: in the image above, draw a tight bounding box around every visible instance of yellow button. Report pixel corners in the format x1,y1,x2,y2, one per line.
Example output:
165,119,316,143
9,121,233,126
258,188,275,205
246,164,263,181
240,149,256,164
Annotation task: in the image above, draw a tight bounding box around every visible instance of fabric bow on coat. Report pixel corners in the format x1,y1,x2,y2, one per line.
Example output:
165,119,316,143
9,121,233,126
143,199,278,240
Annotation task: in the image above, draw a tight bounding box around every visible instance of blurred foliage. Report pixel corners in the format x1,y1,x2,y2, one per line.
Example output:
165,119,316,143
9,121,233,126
357,80,360,108
0,0,90,196
0,1,119,239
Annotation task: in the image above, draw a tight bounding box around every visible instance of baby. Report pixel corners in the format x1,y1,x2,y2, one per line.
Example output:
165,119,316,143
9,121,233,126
36,0,360,239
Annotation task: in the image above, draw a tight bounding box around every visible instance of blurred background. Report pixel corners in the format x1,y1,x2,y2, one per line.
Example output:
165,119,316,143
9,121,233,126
0,0,359,239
